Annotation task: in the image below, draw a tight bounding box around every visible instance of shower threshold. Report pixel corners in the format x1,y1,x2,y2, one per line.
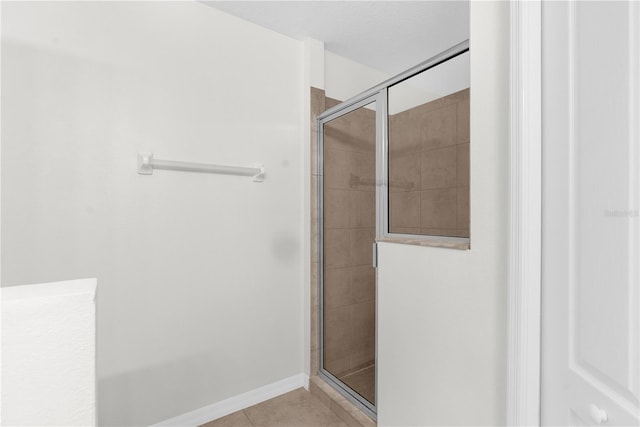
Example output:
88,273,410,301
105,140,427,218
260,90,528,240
309,375,376,427
339,364,375,405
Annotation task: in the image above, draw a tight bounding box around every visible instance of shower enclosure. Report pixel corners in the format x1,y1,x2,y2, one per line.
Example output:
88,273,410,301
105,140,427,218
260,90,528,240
316,40,470,418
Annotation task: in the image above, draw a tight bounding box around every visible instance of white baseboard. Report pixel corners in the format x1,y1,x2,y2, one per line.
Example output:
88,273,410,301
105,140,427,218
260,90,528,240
152,373,309,427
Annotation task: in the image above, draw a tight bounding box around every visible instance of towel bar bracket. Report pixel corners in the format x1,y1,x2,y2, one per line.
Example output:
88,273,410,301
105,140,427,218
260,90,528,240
137,152,154,175
252,166,265,183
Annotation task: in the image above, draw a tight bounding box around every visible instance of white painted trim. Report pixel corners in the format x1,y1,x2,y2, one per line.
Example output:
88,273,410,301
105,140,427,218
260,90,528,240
507,1,542,426
152,374,309,427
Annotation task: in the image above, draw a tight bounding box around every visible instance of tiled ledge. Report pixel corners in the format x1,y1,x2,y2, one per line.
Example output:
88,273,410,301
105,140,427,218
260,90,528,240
309,376,376,427
377,236,470,250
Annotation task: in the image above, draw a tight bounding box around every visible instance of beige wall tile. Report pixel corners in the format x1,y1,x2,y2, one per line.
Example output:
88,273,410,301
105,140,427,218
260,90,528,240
324,148,355,190
350,190,375,228
420,188,457,229
457,143,470,187
324,306,351,371
351,133,375,154
325,355,350,378
349,108,376,153
323,105,375,154
311,215,319,263
353,151,375,189
350,266,375,304
421,146,457,190
310,261,319,307
324,120,353,152
457,185,470,233
389,109,421,155
324,229,350,268
349,349,376,379
325,97,341,109
457,97,470,143
453,229,470,238
349,228,375,267
413,92,457,116
324,189,351,229
388,115,399,152
311,348,319,377
389,191,421,230
350,299,375,368
422,104,457,151
311,87,325,131
455,87,470,101
324,267,351,309
311,127,319,176
311,175,319,220
351,300,375,340
389,151,421,192
311,305,319,351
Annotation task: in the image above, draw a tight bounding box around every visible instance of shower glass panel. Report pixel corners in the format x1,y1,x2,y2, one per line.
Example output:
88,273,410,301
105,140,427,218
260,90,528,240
321,100,377,410
387,51,470,237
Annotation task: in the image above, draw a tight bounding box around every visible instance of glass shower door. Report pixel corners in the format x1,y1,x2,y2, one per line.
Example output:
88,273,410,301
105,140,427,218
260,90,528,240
320,99,377,412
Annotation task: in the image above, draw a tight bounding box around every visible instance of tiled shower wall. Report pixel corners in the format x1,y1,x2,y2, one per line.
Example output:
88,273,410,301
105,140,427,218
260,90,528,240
388,88,470,237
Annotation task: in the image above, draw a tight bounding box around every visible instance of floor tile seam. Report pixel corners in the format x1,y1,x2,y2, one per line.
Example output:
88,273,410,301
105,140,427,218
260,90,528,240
339,364,375,380
241,409,257,427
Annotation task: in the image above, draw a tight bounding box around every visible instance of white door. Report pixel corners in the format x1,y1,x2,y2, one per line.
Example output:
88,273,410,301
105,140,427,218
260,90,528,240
541,1,640,426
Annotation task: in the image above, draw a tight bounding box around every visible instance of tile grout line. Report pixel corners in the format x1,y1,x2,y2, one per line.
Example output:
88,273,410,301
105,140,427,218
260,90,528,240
242,409,256,427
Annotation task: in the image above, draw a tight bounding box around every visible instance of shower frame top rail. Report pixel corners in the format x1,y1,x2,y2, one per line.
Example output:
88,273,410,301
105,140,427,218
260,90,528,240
317,39,469,121
137,152,265,182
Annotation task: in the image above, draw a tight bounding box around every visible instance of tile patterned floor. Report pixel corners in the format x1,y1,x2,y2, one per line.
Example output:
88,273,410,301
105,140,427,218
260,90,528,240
200,388,348,427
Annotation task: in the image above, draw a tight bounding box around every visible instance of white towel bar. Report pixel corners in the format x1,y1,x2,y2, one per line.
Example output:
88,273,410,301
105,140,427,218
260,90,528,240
137,152,265,182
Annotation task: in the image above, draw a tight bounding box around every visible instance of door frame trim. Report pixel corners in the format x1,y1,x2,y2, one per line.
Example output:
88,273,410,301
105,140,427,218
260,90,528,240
507,1,542,426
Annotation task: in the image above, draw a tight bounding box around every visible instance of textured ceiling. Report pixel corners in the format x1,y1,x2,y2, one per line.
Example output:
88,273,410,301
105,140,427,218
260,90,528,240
202,1,469,76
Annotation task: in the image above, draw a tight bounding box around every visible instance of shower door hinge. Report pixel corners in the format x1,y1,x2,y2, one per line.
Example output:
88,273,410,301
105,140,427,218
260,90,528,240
372,242,378,268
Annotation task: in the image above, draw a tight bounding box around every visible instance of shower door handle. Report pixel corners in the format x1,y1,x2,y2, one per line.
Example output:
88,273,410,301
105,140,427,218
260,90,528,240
372,242,378,268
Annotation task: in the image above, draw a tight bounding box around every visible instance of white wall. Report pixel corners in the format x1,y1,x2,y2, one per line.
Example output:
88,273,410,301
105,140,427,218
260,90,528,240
1,279,97,426
377,2,509,426
1,2,304,425
325,50,390,102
